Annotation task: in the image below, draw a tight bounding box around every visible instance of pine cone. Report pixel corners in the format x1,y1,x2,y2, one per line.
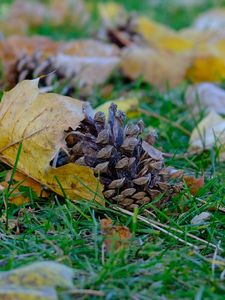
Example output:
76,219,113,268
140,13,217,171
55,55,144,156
14,52,74,95
99,15,145,48
54,103,182,210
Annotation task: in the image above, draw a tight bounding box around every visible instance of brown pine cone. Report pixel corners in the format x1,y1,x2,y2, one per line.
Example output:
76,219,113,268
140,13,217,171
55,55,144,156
52,103,182,210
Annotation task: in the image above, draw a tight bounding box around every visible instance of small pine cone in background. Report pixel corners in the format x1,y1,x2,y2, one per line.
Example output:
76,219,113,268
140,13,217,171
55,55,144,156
52,103,183,211
14,51,75,96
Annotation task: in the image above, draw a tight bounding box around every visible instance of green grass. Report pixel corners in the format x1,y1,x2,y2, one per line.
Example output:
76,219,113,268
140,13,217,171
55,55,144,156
0,0,225,299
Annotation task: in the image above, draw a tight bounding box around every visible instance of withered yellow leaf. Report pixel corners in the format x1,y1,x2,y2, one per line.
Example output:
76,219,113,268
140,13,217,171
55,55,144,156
135,16,194,53
95,97,139,118
98,2,127,28
0,261,74,288
0,287,57,300
0,181,30,206
121,47,192,88
189,112,225,160
185,56,225,83
0,79,103,204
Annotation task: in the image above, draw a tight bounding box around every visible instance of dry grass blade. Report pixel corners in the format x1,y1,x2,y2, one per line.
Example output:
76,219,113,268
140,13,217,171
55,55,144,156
139,108,191,136
66,289,104,297
196,197,225,213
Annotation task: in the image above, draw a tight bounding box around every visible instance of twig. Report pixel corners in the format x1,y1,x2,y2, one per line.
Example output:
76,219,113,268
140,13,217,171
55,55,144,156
163,150,203,159
212,241,221,278
139,108,191,136
196,197,225,214
66,289,104,297
144,210,224,252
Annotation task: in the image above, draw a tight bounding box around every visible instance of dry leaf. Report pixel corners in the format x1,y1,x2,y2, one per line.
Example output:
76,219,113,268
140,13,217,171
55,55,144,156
135,16,194,53
0,79,103,204
98,2,126,27
0,287,57,300
48,0,89,26
53,52,120,93
183,175,205,195
186,83,225,115
189,112,225,160
121,46,192,88
0,261,74,288
0,181,30,206
193,9,225,31
95,97,139,117
0,261,73,300
0,0,89,36
0,170,49,206
191,211,211,225
185,56,225,83
6,170,49,197
60,39,120,57
101,218,131,251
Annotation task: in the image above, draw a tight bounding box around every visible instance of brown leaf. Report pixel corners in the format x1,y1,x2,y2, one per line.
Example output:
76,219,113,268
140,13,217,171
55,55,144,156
0,79,103,205
6,170,49,198
0,181,30,206
183,175,205,195
101,218,131,252
60,39,120,57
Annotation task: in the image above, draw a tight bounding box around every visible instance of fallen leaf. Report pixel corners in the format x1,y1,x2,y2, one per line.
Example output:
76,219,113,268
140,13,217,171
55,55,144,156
0,287,57,300
183,175,205,195
191,211,211,224
0,261,74,288
135,16,194,53
189,112,225,160
59,39,120,57
0,181,30,206
185,56,225,83
0,0,89,36
6,170,49,198
121,46,192,88
101,218,131,252
95,97,139,118
0,79,103,204
98,2,126,27
48,0,89,27
193,8,225,31
185,83,225,114
53,52,120,93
